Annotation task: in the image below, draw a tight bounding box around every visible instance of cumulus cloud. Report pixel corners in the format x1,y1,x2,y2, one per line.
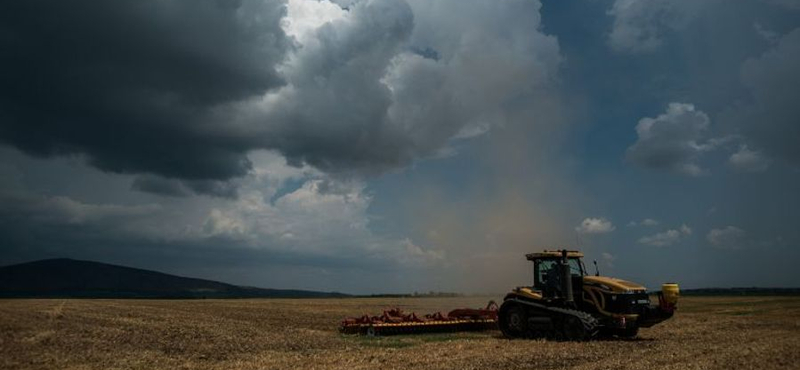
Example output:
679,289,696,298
729,145,772,172
0,0,564,190
282,0,347,41
575,218,615,234
638,224,692,246
606,0,708,53
626,103,732,176
706,226,747,249
245,0,561,176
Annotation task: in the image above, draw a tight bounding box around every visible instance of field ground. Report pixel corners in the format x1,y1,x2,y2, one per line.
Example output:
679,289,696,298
1,296,799,369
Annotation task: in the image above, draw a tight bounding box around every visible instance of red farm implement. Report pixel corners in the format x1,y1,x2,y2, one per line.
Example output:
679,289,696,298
339,301,499,336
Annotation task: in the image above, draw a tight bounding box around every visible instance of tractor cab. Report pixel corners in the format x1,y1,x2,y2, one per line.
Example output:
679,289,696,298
526,250,586,302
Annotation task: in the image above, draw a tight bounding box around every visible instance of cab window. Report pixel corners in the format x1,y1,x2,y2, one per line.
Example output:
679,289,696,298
536,258,584,287
537,260,557,285
568,258,584,276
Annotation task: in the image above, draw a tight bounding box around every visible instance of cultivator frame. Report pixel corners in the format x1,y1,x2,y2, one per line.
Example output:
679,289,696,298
340,301,499,336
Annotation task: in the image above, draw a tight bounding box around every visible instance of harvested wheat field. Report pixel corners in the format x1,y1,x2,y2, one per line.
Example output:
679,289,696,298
1,296,799,370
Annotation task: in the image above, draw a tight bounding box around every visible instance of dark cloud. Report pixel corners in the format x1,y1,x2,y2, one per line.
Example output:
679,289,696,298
132,174,241,198
185,179,240,199
131,176,190,197
0,0,563,185
0,0,570,293
0,0,288,180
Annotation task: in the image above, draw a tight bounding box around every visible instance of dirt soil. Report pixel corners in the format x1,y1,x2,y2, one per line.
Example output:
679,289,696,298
1,296,799,370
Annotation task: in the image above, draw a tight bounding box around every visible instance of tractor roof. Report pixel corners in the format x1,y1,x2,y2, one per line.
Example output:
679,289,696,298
525,250,584,260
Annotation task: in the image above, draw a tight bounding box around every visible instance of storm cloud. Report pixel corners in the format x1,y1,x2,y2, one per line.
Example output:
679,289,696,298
2,0,799,293
0,0,562,189
0,0,571,292
0,0,289,181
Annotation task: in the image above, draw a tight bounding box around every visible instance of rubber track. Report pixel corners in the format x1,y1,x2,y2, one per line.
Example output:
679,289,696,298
547,306,600,338
504,298,599,339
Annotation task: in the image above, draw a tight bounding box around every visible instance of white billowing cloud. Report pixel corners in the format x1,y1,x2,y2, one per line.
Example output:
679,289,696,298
575,218,615,234
0,149,445,269
707,226,747,249
607,0,709,53
224,0,564,177
393,0,562,142
628,218,660,227
189,155,446,265
638,224,692,246
282,0,347,43
626,103,730,176
201,177,368,252
729,145,772,172
192,168,446,266
203,208,248,239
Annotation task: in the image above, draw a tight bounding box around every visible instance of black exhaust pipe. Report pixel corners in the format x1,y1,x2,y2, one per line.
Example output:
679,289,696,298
561,250,574,306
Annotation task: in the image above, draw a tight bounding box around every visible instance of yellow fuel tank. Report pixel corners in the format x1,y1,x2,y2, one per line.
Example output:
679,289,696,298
661,283,680,305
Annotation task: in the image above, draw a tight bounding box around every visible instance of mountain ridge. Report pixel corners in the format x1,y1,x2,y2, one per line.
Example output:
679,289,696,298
0,258,349,299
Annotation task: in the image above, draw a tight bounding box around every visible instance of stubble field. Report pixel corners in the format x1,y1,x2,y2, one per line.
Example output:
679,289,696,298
1,296,799,370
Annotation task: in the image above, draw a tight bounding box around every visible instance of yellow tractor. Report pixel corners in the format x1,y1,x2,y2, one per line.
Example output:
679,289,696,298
498,250,679,340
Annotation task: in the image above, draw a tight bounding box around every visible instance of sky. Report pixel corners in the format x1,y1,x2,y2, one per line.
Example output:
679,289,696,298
0,0,799,294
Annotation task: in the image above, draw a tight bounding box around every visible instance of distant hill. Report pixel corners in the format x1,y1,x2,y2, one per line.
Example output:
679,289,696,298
0,258,349,299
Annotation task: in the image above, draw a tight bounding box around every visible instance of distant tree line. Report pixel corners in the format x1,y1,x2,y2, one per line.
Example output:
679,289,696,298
358,291,463,298
678,287,800,296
